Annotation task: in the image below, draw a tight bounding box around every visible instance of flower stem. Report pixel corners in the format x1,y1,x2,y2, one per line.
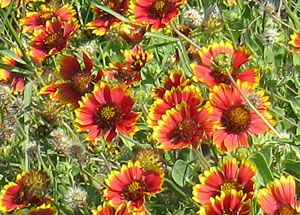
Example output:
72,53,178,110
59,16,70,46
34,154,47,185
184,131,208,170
193,148,210,170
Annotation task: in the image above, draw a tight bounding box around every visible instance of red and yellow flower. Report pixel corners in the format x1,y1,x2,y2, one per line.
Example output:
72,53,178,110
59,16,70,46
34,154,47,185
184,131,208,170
193,157,255,205
86,0,129,37
153,70,192,99
107,45,152,85
104,161,164,213
30,18,77,63
198,190,251,215
75,82,140,142
191,41,259,89
289,31,300,52
92,203,130,215
208,81,274,152
27,204,57,215
153,102,211,150
0,48,26,93
21,4,76,32
0,171,49,213
117,24,146,45
39,52,102,107
130,0,185,30
147,85,203,128
258,175,300,215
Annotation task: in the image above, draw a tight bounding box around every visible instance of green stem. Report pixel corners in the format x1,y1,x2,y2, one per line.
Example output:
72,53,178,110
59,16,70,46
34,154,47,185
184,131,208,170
193,148,210,170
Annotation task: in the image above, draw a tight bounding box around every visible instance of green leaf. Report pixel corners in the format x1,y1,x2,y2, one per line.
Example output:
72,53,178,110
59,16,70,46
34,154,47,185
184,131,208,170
23,81,33,108
282,159,300,180
172,159,192,187
250,152,274,185
92,2,130,23
0,49,26,65
145,32,179,42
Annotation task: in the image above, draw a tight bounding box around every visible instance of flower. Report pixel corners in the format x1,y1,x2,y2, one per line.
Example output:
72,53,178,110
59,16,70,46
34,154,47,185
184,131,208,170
130,0,185,30
107,45,152,85
153,102,211,150
153,70,192,99
0,0,11,8
198,190,251,215
208,81,274,152
75,82,140,142
27,204,57,215
21,4,76,32
223,0,237,7
117,24,146,45
92,203,130,215
65,186,87,209
147,85,203,128
289,31,300,52
0,171,49,213
86,0,129,37
39,51,102,107
191,41,259,89
182,9,204,29
258,175,300,215
104,161,164,212
192,157,255,205
30,18,77,63
0,48,26,93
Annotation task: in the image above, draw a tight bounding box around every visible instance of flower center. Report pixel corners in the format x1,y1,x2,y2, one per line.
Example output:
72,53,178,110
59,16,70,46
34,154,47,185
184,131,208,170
211,53,235,84
44,29,65,52
71,71,94,94
13,189,27,204
279,205,297,215
171,120,198,143
221,105,251,134
149,0,173,18
220,182,237,193
95,104,124,129
122,180,145,201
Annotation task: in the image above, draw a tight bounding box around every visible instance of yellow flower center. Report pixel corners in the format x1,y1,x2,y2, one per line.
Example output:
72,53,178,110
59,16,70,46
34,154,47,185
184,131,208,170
95,104,124,129
172,119,198,143
39,11,54,24
107,2,115,8
44,29,65,52
153,0,165,10
221,105,251,134
127,181,142,193
71,71,94,94
100,106,117,120
122,180,145,201
279,205,297,215
220,182,237,193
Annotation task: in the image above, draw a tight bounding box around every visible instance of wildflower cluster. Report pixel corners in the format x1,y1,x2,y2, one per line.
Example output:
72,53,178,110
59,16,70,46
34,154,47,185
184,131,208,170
0,0,300,214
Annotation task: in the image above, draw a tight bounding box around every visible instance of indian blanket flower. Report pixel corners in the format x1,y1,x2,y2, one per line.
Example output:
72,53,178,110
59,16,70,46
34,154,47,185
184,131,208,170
92,203,130,215
289,31,300,52
21,4,76,32
86,0,129,37
192,157,255,205
208,81,274,152
153,70,192,99
104,161,164,213
147,85,203,128
27,204,57,215
0,48,26,93
0,171,49,213
30,18,77,63
107,45,152,85
75,82,140,142
153,102,211,150
117,24,146,45
198,190,251,215
130,0,185,30
191,41,259,89
258,175,300,215
39,52,102,107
